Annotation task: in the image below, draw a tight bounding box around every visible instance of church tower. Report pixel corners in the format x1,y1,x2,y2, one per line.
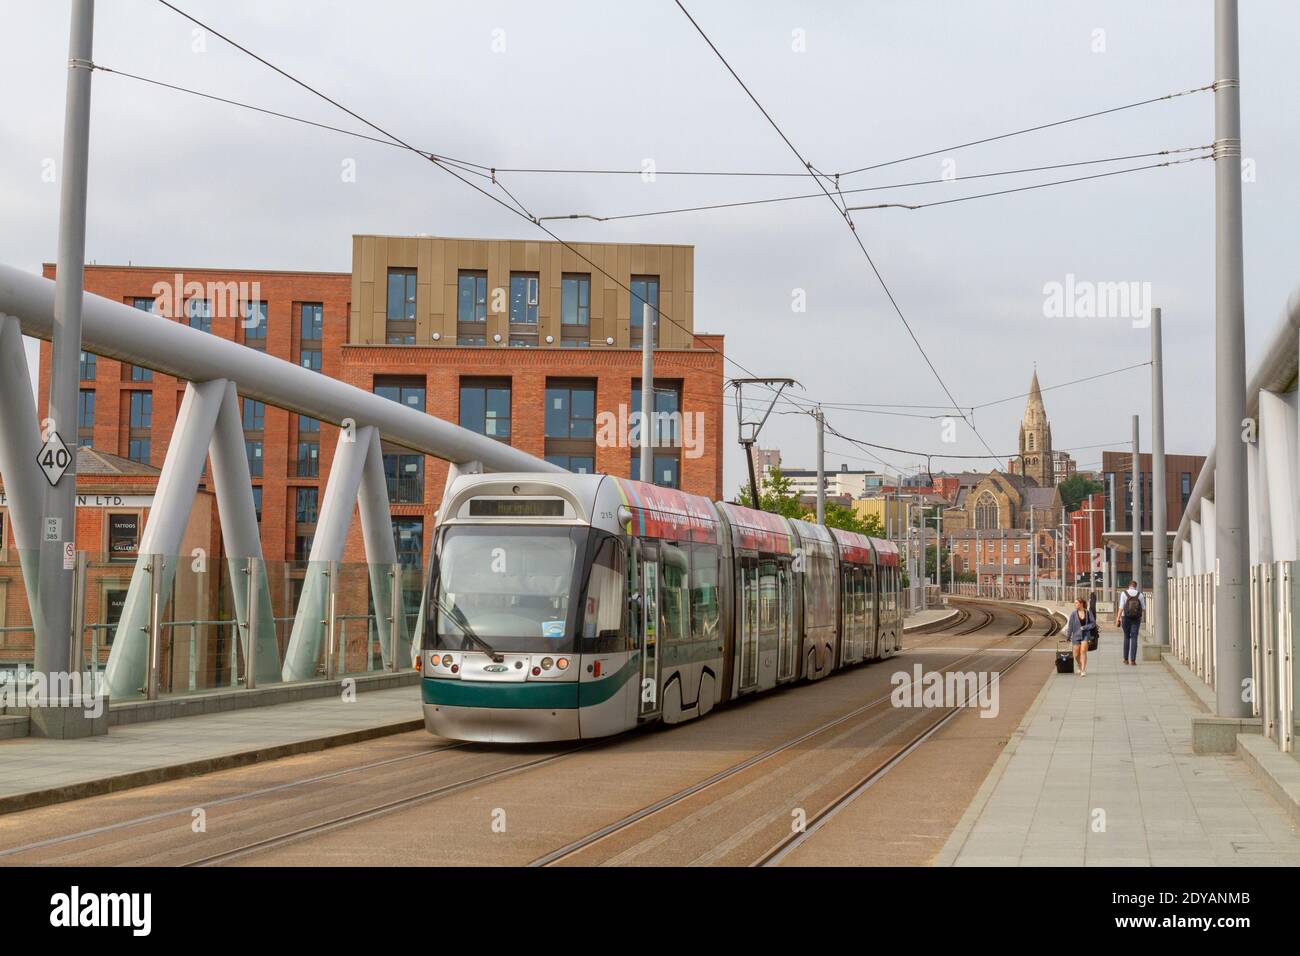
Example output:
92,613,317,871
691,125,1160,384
1017,369,1054,487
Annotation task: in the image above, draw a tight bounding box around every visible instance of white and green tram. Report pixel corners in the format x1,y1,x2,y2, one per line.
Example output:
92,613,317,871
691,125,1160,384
420,472,903,743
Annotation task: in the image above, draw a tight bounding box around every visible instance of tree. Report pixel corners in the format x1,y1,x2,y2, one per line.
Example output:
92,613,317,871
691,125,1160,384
1058,474,1104,513
735,468,885,536
735,466,803,518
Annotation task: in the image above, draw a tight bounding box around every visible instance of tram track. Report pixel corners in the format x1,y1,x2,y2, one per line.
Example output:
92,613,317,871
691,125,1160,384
528,602,1058,867
0,737,604,867
1,599,1055,868
755,609,1054,866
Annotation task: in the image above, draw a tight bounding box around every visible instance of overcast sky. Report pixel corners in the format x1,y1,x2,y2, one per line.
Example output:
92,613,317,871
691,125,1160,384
3,0,1297,494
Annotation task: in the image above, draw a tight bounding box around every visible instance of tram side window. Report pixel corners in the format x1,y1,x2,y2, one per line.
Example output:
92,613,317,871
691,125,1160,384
659,541,689,643
583,536,627,653
804,552,836,630
690,542,720,644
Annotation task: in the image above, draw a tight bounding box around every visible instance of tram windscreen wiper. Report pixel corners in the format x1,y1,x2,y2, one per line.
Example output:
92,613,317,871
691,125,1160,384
436,598,502,661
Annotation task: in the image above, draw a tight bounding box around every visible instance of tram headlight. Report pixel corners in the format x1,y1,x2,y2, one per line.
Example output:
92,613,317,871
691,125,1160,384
540,657,554,671
440,654,454,668
556,657,570,670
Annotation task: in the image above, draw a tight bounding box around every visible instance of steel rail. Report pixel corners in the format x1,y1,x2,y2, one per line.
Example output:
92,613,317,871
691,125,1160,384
756,629,1048,865
528,612,1051,867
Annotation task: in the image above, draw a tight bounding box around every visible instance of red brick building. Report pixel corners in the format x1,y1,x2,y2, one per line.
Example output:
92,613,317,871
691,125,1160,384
37,235,725,571
0,448,219,681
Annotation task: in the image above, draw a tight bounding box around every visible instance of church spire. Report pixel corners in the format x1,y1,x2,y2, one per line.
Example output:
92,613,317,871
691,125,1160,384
1018,368,1053,486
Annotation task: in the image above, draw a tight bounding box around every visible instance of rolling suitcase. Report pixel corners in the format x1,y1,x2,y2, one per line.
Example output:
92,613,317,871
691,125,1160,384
1055,639,1074,674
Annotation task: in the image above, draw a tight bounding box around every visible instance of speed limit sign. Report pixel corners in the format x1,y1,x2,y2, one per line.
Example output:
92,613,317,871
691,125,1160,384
37,432,72,486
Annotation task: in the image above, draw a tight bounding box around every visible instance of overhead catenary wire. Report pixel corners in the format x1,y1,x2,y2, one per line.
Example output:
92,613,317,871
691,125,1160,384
672,0,998,461
536,146,1211,223
845,153,1212,212
146,0,1184,477
149,0,798,411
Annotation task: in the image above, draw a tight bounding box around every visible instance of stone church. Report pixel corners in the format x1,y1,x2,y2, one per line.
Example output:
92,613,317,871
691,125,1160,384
943,371,1062,533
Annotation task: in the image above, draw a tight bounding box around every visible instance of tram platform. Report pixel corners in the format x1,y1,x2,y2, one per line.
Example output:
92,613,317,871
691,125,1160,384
937,610,1300,866
0,683,421,814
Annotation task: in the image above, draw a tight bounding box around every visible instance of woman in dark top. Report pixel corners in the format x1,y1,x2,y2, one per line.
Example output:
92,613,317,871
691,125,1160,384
1067,598,1096,676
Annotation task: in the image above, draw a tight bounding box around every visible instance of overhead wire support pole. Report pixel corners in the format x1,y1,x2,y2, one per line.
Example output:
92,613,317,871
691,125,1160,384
639,302,654,484
728,377,799,510
1151,307,1169,648
1213,0,1251,718
36,0,95,694
815,406,825,526
1132,415,1142,591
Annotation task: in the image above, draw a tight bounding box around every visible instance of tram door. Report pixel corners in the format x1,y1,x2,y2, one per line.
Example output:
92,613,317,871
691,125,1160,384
776,562,795,681
739,558,760,691
639,550,661,717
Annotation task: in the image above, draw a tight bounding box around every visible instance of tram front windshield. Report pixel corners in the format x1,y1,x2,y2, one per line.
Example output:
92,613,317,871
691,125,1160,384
429,525,586,654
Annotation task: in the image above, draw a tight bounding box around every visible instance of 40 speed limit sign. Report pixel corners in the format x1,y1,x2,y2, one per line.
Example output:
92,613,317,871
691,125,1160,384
37,432,72,486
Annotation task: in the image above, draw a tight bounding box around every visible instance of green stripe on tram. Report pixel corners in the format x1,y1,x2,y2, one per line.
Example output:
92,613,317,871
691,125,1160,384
422,655,640,710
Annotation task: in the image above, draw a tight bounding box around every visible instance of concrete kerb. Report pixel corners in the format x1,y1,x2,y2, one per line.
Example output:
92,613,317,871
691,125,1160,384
903,607,961,632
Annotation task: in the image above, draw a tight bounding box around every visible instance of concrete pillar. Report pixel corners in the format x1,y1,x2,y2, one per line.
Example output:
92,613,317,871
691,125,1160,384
0,314,46,606
281,425,374,682
357,427,402,668
208,381,279,684
104,380,227,699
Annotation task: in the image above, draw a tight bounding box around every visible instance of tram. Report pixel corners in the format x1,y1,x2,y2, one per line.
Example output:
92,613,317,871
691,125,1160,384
420,472,903,743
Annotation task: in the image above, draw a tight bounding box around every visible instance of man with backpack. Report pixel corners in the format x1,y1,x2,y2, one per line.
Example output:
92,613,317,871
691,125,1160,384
1114,580,1146,666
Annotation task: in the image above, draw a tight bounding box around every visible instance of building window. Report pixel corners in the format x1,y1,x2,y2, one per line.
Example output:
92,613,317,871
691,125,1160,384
544,382,596,474
300,349,322,371
507,272,539,348
129,391,152,429
387,268,417,326
245,440,264,477
974,491,998,531
77,389,95,446
251,486,263,522
630,452,680,489
459,380,511,440
1181,472,1192,509
393,517,423,568
296,440,320,478
298,415,320,434
560,274,591,346
129,299,157,380
384,452,424,504
374,377,425,411
457,334,486,347
545,384,596,439
128,438,151,464
186,298,212,333
300,302,323,341
630,275,659,347
294,535,314,562
457,271,488,323
631,380,681,448
242,398,266,431
546,454,595,474
561,275,590,326
107,513,140,560
79,351,96,381
243,300,268,346
295,487,319,524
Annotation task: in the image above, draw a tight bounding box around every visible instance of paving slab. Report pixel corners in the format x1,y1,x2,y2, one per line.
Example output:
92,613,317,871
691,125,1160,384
936,618,1300,866
0,684,422,814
